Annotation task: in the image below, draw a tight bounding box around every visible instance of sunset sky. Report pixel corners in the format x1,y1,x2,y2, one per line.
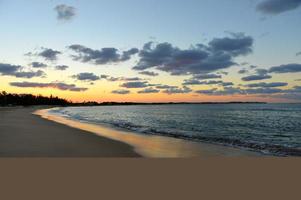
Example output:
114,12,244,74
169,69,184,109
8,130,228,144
1,0,301,103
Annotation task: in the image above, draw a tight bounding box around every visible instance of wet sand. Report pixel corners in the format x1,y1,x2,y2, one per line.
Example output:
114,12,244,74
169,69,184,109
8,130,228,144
35,107,261,157
0,107,140,157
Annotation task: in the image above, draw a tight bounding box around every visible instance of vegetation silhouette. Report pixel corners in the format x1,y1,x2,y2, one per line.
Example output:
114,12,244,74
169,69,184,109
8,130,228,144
0,91,70,106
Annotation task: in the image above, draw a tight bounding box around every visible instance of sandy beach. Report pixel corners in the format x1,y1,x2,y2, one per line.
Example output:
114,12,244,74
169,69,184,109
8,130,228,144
0,107,140,157
0,106,261,157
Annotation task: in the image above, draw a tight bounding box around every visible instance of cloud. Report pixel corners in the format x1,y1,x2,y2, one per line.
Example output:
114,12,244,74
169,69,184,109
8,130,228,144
54,4,76,21
162,86,192,94
55,65,69,71
26,48,62,61
245,82,288,88
269,63,301,73
245,88,283,94
183,79,222,85
220,82,234,87
296,52,301,56
120,81,149,88
111,89,131,95
195,87,283,96
195,88,218,95
256,0,301,15
72,73,100,81
138,71,159,76
242,68,272,81
133,33,253,75
30,62,48,68
193,73,222,80
242,74,272,81
208,33,253,56
13,70,45,78
0,63,45,78
10,81,88,92
183,79,233,86
137,88,160,94
103,76,145,82
238,69,249,74
155,84,178,89
68,44,138,65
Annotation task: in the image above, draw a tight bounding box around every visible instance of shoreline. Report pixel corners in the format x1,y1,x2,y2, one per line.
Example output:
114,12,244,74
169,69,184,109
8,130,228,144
0,106,140,157
34,107,262,157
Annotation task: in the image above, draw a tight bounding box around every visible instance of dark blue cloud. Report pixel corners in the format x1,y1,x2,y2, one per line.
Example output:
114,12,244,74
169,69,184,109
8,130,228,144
137,88,160,94
68,45,138,65
54,4,76,21
26,48,62,61
138,71,159,77
111,89,131,95
242,74,272,81
245,82,288,88
72,73,100,81
133,33,253,75
10,81,87,92
0,63,45,78
55,65,69,71
30,62,48,68
257,0,301,15
269,63,301,73
120,81,149,88
193,73,222,80
238,69,249,74
162,86,192,94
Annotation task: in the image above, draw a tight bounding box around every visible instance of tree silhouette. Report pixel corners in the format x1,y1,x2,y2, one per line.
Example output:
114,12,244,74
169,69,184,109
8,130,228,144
0,91,70,106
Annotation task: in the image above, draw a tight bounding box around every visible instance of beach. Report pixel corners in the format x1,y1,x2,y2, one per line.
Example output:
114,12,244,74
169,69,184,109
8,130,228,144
0,107,140,157
0,106,261,157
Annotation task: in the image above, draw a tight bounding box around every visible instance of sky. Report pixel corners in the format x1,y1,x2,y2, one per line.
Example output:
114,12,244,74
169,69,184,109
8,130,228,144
0,0,301,103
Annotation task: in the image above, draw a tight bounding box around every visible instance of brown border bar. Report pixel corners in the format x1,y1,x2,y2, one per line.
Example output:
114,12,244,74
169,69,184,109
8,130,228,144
0,158,300,200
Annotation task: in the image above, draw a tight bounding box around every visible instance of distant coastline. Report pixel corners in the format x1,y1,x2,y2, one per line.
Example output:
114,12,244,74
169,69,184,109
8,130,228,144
1,90,267,107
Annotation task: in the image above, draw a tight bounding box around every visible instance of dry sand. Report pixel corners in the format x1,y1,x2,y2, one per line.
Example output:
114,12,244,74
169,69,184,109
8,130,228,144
0,107,140,157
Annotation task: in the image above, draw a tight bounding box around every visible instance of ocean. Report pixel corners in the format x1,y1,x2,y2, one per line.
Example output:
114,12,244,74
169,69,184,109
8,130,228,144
49,104,301,156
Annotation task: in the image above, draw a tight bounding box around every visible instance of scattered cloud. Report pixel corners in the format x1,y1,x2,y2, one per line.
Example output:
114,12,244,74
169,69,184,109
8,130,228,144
183,80,222,85
269,63,301,73
72,73,100,81
111,89,131,95
242,68,272,81
155,84,178,89
54,4,76,21
256,0,301,15
68,44,138,65
120,81,149,88
137,88,160,94
138,71,159,77
104,76,145,82
244,82,288,88
195,87,283,96
26,47,62,61
10,81,88,92
183,79,233,87
0,63,45,78
55,65,69,71
30,62,48,68
162,86,192,94
238,69,249,74
133,33,253,75
193,73,222,80
242,74,272,81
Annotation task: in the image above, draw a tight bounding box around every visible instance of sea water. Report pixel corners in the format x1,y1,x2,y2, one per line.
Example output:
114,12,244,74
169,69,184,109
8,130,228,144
50,104,301,156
